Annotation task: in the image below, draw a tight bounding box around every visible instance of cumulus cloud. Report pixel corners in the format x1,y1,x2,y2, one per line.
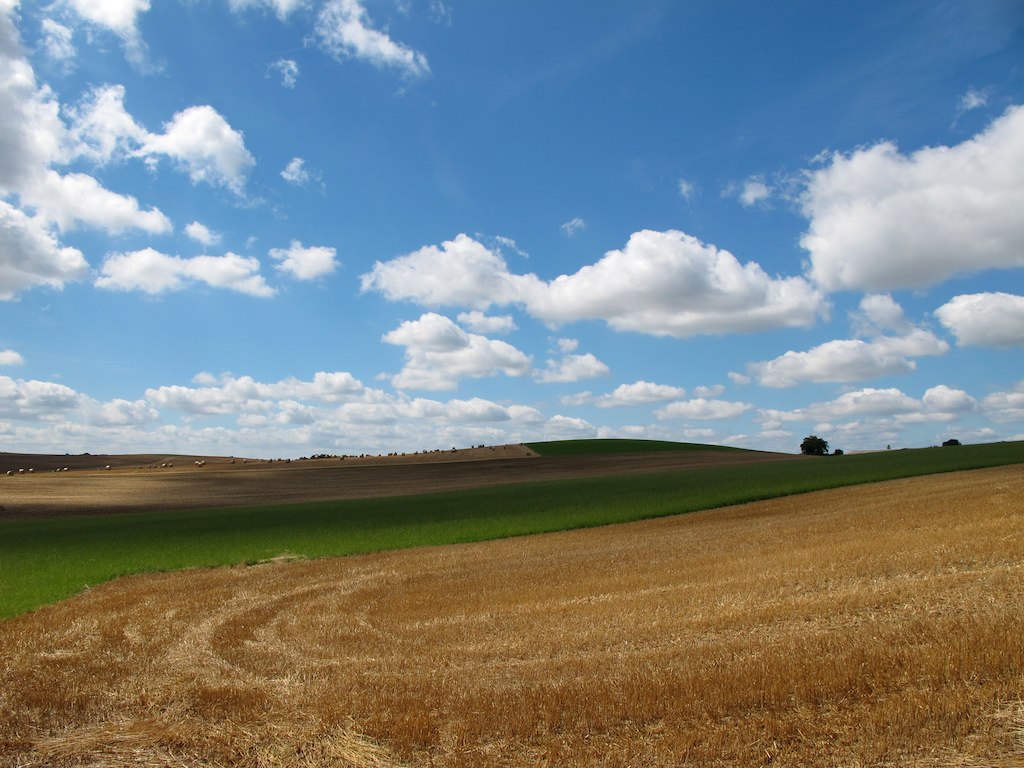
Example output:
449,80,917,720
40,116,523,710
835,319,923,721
0,201,88,299
96,248,274,297
269,240,338,280
229,0,306,20
528,230,825,337
141,105,255,194
758,386,973,428
560,217,585,236
270,58,300,88
456,310,516,334
382,313,532,391
280,156,311,185
737,177,771,206
314,0,430,79
361,233,534,309
594,381,687,407
959,88,988,113
0,374,81,419
535,352,610,384
66,84,147,164
147,371,367,415
544,414,597,440
65,85,254,196
983,381,1024,423
0,349,24,366
86,397,158,427
655,398,752,421
801,106,1024,291
749,329,949,388
851,294,911,335
185,221,220,247
935,292,1024,347
30,170,171,234
40,18,75,63
363,230,825,338
748,293,949,387
60,0,151,63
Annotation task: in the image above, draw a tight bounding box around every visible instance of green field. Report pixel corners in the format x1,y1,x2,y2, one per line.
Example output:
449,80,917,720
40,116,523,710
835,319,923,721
526,438,746,455
2,440,1022,619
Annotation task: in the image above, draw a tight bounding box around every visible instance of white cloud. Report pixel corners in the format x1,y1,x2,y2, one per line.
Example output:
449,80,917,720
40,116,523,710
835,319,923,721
693,384,725,398
382,313,532,391
922,385,976,414
935,292,1024,347
0,349,24,366
678,178,696,201
185,220,220,247
852,293,911,335
560,217,585,236
96,248,275,297
270,58,300,88
140,105,255,194
748,329,949,388
456,310,516,334
0,374,81,419
738,178,771,206
959,88,988,112
535,352,610,384
148,371,366,416
280,156,319,186
67,84,147,164
61,0,150,37
363,230,826,338
656,398,752,421
269,240,338,280
40,18,75,63
0,201,88,300
29,170,171,234
544,414,597,440
314,0,430,79
281,156,311,184
229,0,306,21
58,0,151,66
983,381,1024,423
801,106,1024,291
528,229,825,337
0,11,75,190
595,381,687,407
86,397,158,427
361,233,534,309
759,387,938,426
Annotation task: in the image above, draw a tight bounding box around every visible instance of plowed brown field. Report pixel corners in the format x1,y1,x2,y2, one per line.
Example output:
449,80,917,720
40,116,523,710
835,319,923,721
2,465,1022,767
0,446,796,518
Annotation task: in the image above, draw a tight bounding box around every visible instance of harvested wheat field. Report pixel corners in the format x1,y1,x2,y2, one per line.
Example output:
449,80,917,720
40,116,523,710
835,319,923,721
2,465,1023,767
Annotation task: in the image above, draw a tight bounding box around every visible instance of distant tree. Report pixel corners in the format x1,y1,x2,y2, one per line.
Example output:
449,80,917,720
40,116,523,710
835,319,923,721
832,448,844,456
942,438,961,447
800,435,829,456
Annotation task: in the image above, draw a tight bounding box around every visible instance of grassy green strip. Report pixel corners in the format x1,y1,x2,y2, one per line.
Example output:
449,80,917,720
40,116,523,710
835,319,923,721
526,438,746,456
2,441,1022,620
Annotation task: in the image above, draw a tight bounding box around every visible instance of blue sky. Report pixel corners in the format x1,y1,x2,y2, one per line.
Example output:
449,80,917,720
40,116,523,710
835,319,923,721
1,0,1023,458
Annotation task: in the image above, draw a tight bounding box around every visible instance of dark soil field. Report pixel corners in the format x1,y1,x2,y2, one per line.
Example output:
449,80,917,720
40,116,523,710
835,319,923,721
0,444,798,518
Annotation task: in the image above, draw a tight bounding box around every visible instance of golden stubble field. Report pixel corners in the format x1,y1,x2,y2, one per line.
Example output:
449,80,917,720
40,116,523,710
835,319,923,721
2,465,1023,767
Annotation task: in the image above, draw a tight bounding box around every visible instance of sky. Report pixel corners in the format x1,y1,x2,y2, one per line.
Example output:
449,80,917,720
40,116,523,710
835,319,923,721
1,0,1023,459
